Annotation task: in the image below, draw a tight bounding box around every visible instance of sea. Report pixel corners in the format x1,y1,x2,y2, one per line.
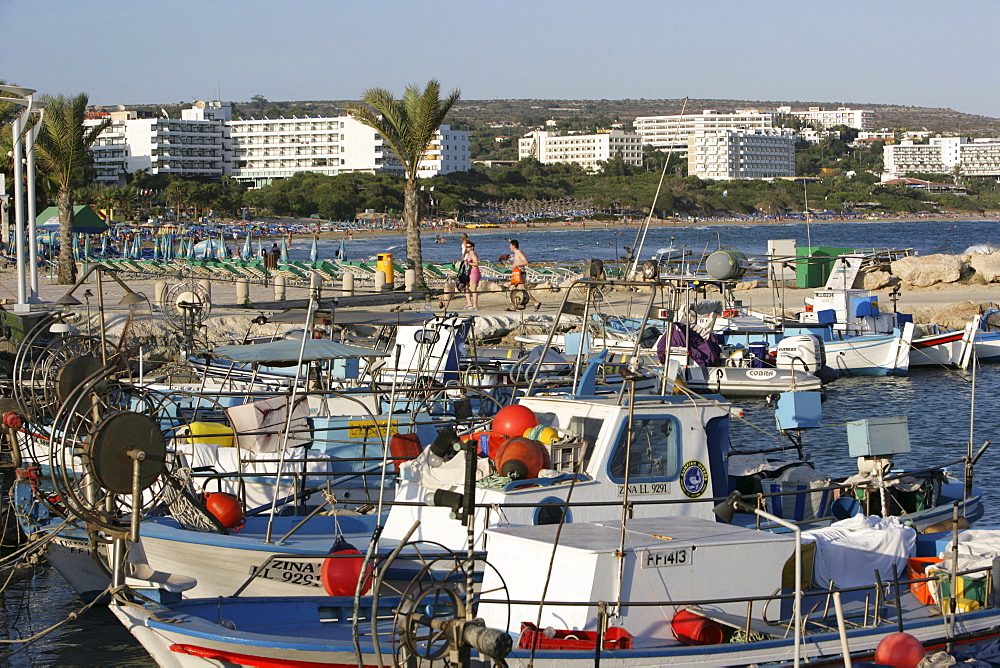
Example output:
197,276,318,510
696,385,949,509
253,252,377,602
3,217,1000,665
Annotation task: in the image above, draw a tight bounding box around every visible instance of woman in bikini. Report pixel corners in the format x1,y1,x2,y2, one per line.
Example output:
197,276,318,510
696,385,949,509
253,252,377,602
465,241,481,310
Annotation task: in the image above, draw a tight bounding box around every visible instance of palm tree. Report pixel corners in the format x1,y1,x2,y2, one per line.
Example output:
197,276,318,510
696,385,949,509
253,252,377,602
34,93,109,284
347,80,460,289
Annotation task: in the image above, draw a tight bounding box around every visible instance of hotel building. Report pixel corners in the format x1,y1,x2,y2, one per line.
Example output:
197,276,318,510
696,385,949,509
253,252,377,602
88,102,470,187
633,110,776,154
687,130,797,180
778,106,875,131
518,129,643,171
883,137,1000,178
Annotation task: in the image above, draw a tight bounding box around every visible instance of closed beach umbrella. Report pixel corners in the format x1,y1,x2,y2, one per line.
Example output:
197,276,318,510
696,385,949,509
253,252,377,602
310,236,319,263
217,233,226,259
337,238,346,263
280,239,289,262
257,239,264,260
83,235,92,259
242,233,252,260
100,233,108,256
153,235,161,260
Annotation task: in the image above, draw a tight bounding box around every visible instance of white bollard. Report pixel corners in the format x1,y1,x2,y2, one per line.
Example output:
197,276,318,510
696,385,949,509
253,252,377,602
236,277,249,304
342,272,355,296
310,271,322,299
274,275,286,301
404,268,417,292
198,279,212,301
374,270,386,292
154,280,168,307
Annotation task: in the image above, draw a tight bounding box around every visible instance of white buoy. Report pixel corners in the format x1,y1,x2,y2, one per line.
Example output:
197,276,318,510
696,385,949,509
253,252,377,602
198,279,212,300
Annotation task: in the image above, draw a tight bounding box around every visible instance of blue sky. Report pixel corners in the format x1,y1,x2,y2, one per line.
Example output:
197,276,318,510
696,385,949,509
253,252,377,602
3,0,998,118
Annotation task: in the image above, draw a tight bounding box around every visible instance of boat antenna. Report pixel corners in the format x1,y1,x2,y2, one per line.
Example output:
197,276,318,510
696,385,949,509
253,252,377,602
630,97,689,278
803,178,812,250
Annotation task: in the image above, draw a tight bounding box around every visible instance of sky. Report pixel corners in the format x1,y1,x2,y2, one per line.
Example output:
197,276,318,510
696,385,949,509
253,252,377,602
3,0,999,118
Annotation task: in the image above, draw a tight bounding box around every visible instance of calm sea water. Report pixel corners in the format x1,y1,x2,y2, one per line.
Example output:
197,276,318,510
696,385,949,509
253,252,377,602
4,219,1000,664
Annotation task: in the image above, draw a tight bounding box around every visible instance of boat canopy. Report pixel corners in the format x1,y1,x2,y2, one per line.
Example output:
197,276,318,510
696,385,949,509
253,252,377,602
207,339,386,364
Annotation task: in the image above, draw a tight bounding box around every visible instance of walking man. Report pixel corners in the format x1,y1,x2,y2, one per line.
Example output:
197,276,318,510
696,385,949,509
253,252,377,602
507,239,541,311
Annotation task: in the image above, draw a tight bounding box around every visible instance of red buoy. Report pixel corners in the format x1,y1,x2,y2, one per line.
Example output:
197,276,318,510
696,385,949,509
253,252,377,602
874,632,925,668
321,537,373,597
389,433,422,472
3,411,23,429
494,437,550,480
204,492,245,531
671,609,724,646
492,405,539,440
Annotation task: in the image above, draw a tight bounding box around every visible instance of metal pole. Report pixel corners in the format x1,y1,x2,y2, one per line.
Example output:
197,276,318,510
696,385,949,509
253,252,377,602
25,108,43,300
11,108,28,307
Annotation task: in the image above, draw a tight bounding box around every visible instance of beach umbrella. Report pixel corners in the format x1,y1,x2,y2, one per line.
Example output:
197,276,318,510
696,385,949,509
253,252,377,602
83,235,92,260
153,235,161,260
217,232,226,259
242,233,252,260
280,239,289,262
310,236,318,263
257,239,264,261
100,233,108,257
337,238,345,263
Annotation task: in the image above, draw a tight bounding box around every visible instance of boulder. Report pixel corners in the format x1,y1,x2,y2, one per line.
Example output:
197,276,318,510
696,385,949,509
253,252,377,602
890,254,966,287
860,270,899,291
734,280,760,291
926,300,983,331
969,252,1000,283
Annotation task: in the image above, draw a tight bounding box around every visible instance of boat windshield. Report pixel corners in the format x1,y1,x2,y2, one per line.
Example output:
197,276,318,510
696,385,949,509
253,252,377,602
608,417,681,483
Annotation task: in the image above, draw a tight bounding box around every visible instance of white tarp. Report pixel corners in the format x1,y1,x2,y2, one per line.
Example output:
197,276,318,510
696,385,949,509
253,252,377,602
398,448,492,492
225,395,310,453
804,515,916,589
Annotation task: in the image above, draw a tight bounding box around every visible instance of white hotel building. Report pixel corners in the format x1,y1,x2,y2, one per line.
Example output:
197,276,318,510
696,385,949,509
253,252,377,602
633,110,777,154
779,106,875,131
884,137,1000,178
518,129,643,171
687,130,797,180
88,102,230,185
88,102,471,187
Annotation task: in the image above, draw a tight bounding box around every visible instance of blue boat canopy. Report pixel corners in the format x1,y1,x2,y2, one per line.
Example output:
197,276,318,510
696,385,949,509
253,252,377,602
208,339,386,364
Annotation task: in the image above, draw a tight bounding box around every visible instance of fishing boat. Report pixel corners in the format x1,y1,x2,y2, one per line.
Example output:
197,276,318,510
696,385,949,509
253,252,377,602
108,388,995,665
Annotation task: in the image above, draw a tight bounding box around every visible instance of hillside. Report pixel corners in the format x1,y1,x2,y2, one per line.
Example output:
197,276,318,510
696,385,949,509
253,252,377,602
106,98,1000,136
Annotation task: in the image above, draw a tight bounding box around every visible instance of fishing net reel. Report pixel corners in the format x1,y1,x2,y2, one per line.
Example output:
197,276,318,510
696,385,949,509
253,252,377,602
363,541,512,666
46,369,238,538
12,312,120,427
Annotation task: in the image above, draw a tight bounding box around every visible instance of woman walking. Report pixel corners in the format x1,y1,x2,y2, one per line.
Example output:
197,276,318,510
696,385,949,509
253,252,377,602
464,241,481,310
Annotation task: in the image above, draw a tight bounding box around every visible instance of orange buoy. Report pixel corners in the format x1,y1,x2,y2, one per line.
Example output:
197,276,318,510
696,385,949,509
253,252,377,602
671,609,724,646
204,492,245,531
874,632,925,668
321,537,373,597
494,437,550,480
492,405,539,440
389,433,422,472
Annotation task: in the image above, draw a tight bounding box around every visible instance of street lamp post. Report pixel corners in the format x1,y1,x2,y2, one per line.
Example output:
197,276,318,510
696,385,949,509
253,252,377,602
0,85,36,312
24,105,45,300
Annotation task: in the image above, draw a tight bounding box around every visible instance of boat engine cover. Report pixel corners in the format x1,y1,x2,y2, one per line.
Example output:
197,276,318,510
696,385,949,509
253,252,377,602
776,335,825,374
